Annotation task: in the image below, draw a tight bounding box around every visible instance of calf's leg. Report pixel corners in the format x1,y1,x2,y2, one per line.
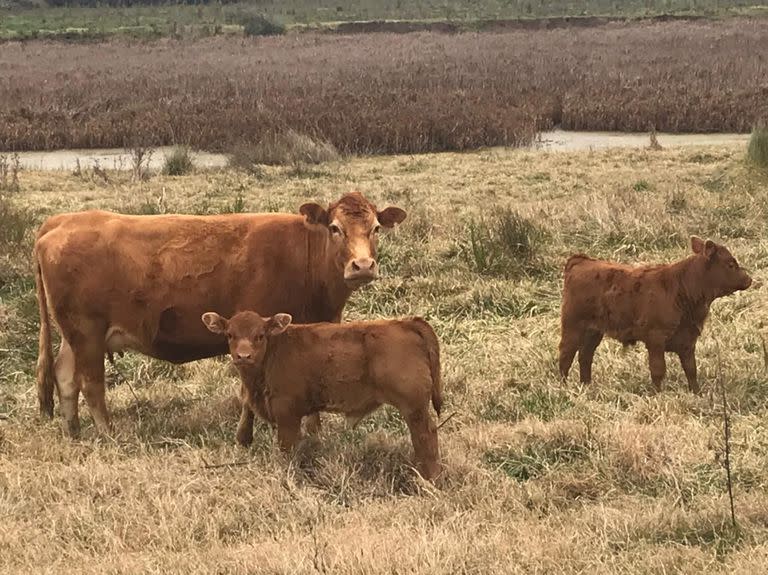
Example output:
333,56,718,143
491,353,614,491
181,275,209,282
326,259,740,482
578,330,603,384
236,406,255,447
646,344,667,393
403,405,441,481
677,346,699,394
558,328,582,381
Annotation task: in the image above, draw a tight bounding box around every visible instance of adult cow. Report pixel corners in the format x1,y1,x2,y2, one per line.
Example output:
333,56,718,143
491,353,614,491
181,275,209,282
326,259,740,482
35,191,406,436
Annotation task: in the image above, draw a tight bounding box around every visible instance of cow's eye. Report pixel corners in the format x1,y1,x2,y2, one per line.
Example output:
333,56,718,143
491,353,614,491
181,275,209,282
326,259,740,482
729,261,737,269
329,224,342,236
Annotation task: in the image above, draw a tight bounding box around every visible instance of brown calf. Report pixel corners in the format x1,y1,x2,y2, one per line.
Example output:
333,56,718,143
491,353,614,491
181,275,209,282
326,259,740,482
202,311,443,480
559,236,752,393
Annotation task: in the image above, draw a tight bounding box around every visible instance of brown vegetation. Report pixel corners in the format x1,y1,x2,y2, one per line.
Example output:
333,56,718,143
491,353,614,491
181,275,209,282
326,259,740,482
2,144,768,572
1,18,767,154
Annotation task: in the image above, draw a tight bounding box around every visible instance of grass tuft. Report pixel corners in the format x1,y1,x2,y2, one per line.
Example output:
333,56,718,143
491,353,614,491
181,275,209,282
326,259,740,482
747,123,768,169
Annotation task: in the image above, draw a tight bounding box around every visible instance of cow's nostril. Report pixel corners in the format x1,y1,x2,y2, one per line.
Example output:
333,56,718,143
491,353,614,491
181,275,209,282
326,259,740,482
351,261,360,272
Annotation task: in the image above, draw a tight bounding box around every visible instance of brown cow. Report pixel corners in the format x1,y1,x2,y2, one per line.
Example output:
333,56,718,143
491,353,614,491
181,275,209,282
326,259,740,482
201,310,443,480
559,236,752,393
35,192,406,436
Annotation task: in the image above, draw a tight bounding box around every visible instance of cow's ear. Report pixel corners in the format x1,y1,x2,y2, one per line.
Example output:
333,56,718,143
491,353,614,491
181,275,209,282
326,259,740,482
691,236,705,254
300,203,329,227
704,239,717,258
378,207,407,228
202,312,228,334
266,313,292,336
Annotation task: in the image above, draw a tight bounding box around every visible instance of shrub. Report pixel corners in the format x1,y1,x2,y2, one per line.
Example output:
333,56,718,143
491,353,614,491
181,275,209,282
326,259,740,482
0,153,21,194
240,14,285,37
747,123,768,169
460,209,548,278
228,130,340,169
162,146,194,176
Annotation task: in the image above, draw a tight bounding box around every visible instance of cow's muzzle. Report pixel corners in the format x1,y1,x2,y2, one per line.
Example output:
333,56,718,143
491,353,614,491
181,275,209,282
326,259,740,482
344,258,378,286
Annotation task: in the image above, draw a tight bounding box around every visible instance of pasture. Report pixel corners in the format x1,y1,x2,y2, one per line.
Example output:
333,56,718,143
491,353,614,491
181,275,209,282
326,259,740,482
1,142,768,573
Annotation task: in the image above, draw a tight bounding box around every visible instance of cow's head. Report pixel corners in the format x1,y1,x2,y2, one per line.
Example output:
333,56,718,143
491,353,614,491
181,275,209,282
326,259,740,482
202,311,292,367
691,236,752,296
299,191,407,288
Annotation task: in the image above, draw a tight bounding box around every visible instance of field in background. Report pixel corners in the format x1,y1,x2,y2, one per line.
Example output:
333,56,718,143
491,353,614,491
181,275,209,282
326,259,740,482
1,0,766,41
1,19,767,155
2,144,768,573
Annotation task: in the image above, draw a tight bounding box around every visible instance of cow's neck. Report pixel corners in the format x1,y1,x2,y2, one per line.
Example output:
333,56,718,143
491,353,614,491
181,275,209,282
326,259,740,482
673,255,714,331
306,227,353,322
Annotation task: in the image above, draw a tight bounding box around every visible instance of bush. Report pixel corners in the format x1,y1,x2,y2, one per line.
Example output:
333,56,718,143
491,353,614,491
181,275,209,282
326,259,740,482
162,146,194,176
747,123,768,169
0,153,21,194
228,130,340,169
460,209,548,278
240,14,284,37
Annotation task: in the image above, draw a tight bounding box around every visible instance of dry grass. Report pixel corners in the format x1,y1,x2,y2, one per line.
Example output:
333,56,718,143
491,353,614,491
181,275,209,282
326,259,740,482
2,19,768,153
2,144,768,573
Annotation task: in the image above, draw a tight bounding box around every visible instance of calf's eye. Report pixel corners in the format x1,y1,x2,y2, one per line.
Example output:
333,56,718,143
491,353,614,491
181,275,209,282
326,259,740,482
329,224,342,236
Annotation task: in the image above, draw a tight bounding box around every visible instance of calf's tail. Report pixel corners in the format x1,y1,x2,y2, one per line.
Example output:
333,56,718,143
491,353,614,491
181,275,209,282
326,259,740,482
35,254,56,418
409,318,443,416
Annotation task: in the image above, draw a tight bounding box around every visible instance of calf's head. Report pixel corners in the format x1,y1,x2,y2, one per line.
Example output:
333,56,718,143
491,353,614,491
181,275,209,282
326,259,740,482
300,191,407,288
202,311,293,367
691,236,752,296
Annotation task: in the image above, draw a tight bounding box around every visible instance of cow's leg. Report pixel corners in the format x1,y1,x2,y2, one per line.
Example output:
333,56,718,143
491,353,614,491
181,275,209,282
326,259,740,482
303,413,321,436
403,405,441,481
677,346,699,394
646,344,667,393
558,328,582,382
578,330,603,384
54,339,80,437
74,343,110,434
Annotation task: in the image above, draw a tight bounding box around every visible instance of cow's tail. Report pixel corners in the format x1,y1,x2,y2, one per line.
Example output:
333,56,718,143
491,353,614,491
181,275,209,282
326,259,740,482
35,252,56,418
409,317,443,416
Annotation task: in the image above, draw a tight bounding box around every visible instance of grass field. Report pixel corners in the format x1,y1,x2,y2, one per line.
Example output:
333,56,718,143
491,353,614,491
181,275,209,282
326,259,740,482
1,0,766,41
2,19,767,154
2,143,768,573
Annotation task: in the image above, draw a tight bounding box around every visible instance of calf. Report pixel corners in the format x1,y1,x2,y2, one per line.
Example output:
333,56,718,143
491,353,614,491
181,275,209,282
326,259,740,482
559,236,752,393
202,311,443,480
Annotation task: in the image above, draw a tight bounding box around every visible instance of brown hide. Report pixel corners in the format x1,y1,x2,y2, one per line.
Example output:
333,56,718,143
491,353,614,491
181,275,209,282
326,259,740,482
34,192,406,435
558,236,752,392
203,311,443,480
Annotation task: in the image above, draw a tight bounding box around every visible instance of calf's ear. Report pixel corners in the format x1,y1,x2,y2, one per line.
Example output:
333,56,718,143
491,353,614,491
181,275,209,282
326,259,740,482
202,312,228,334
300,203,329,226
704,239,717,258
377,206,407,228
691,236,705,254
266,313,292,336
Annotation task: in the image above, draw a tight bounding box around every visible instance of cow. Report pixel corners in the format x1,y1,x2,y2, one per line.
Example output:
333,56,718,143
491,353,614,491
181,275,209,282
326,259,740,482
201,310,443,481
558,236,752,393
34,191,407,437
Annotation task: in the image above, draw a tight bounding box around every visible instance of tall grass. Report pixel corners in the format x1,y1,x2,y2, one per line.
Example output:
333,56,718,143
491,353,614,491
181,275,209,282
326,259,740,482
1,19,766,153
747,123,768,169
